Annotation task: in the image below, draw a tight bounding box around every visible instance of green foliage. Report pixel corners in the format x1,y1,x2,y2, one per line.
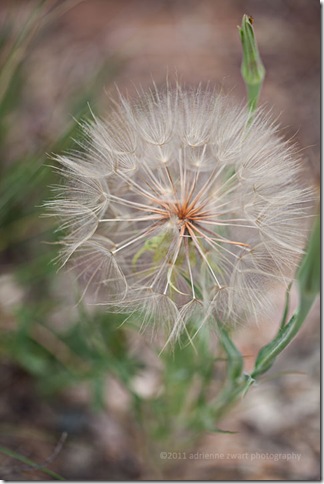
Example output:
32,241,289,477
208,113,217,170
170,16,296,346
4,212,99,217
0,4,137,473
297,213,320,299
251,214,320,379
0,445,65,480
3,303,142,403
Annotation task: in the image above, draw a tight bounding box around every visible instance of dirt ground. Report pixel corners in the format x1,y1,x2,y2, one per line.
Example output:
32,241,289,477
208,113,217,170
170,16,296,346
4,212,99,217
0,0,320,480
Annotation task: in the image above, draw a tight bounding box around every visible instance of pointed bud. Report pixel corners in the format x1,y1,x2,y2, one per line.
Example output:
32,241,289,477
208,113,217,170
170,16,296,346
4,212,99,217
239,14,266,111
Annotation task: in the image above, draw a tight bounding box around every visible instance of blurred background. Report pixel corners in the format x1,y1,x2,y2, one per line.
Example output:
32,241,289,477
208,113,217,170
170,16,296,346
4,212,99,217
0,0,320,480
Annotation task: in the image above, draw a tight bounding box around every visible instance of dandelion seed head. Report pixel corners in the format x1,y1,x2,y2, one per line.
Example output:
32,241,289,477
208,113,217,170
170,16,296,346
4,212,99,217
47,84,314,341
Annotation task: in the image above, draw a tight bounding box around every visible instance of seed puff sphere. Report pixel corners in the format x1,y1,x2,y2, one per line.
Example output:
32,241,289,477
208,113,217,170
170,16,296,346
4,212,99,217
47,85,313,341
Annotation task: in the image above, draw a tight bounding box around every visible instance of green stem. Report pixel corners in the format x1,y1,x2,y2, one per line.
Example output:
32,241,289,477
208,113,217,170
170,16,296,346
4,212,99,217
251,214,320,379
251,295,315,380
210,213,319,423
208,325,250,423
